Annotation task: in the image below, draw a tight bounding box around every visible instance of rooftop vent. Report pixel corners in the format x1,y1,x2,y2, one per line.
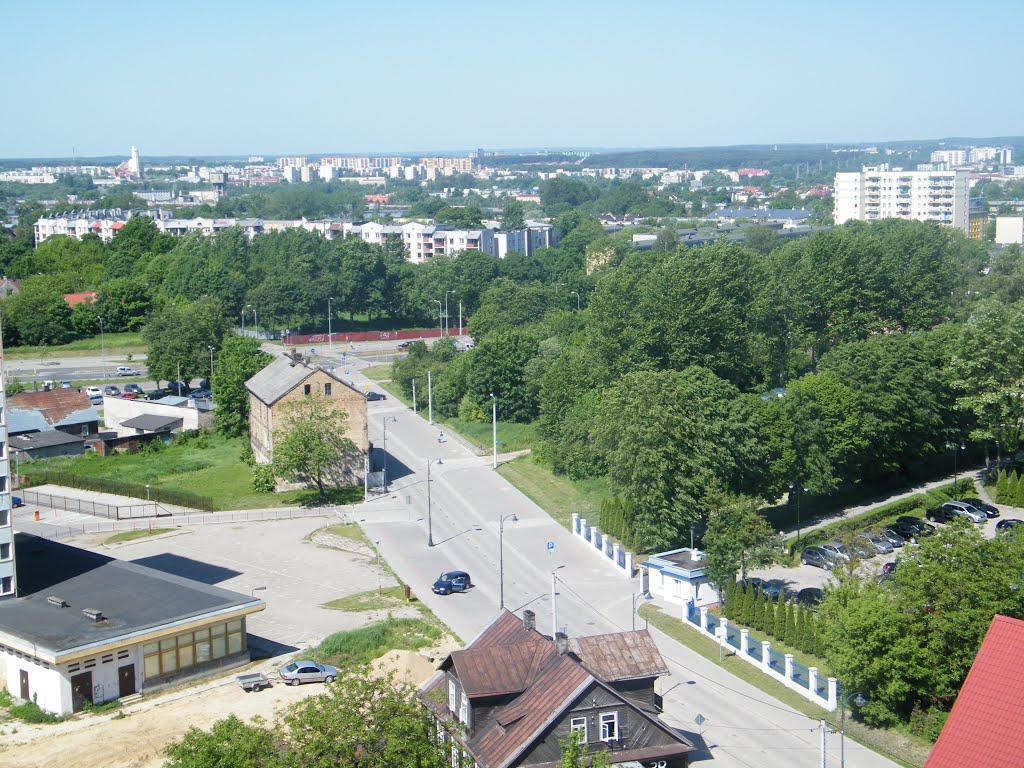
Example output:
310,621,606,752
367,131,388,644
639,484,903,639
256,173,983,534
47,596,68,608
82,608,105,623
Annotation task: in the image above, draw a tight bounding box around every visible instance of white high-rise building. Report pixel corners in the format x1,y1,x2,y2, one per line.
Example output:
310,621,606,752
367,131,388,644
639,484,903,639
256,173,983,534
128,145,141,177
930,149,966,168
0,334,14,600
833,164,969,233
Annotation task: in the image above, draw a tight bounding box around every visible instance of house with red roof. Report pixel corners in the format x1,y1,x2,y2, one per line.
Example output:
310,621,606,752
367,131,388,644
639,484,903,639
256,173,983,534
63,291,97,307
420,609,696,768
924,614,1024,768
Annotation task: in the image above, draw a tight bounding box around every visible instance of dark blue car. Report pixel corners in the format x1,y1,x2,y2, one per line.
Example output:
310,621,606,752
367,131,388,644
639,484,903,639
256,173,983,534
432,571,472,595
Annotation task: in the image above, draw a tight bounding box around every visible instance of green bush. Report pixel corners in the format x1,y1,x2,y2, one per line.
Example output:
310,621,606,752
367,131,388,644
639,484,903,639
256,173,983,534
174,429,210,449
457,394,488,423
10,698,61,723
250,464,275,493
240,445,255,467
908,703,950,742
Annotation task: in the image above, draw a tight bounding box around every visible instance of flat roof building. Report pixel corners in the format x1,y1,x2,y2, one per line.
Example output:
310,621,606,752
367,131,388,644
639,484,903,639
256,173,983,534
834,164,968,233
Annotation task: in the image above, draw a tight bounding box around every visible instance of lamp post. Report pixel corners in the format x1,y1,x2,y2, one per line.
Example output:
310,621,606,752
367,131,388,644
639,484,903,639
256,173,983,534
241,306,246,333
445,290,456,336
97,316,106,379
490,392,498,469
840,690,867,768
208,346,215,381
426,458,443,547
551,565,566,636
789,482,810,542
381,415,397,489
570,291,581,311
632,591,652,631
556,282,565,295
252,308,259,338
498,512,518,610
433,300,443,340
947,441,966,498
328,297,334,355
251,586,267,598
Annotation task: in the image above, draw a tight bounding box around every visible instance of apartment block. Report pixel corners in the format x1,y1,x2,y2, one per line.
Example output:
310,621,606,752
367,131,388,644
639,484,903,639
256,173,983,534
930,150,966,168
0,334,13,600
833,165,968,232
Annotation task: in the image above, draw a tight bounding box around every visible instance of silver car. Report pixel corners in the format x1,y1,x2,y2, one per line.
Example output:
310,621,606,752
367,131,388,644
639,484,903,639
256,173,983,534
279,660,338,686
943,501,986,524
820,542,851,562
856,532,894,555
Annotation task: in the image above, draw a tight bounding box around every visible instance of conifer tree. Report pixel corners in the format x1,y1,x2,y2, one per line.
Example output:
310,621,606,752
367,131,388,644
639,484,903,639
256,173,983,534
996,469,1008,501
773,593,786,640
784,602,796,646
1006,471,1019,506
753,592,766,632
796,605,808,651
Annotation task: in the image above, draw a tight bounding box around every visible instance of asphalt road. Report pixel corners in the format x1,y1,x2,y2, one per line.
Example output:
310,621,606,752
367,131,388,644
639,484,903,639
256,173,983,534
343,358,901,768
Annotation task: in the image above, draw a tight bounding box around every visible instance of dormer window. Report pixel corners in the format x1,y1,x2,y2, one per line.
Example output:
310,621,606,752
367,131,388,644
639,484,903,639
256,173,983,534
448,679,457,712
600,712,618,741
460,692,469,725
570,716,587,741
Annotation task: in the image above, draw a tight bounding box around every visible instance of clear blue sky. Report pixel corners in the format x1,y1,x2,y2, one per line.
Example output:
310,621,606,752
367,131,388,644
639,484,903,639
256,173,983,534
3,0,1022,158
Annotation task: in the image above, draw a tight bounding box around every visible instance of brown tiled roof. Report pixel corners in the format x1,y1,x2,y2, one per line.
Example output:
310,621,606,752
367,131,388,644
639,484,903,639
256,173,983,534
450,643,553,697
9,389,95,427
570,629,669,682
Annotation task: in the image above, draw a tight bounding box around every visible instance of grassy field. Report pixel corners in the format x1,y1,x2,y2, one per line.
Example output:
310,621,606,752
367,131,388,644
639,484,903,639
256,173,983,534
21,434,362,511
322,586,415,612
104,528,173,545
307,617,448,668
639,604,930,767
361,364,394,381
6,332,146,359
316,523,368,543
497,456,610,530
439,418,539,453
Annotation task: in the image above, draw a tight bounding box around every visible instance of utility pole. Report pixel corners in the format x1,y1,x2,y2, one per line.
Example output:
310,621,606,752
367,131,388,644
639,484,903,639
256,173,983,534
459,300,463,336
328,297,334,356
427,370,433,425
491,393,498,468
412,378,417,414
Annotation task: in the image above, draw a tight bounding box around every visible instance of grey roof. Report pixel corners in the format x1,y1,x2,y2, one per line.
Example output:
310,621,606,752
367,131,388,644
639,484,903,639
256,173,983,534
7,408,48,435
10,431,85,450
121,414,182,431
0,534,263,659
245,355,348,406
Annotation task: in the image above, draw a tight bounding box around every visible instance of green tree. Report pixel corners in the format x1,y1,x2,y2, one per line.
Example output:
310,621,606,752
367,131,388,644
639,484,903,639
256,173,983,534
143,296,230,384
6,275,73,346
435,204,484,229
500,196,526,231
211,336,272,437
773,591,786,640
701,493,781,595
651,227,679,253
273,393,358,497
164,714,283,768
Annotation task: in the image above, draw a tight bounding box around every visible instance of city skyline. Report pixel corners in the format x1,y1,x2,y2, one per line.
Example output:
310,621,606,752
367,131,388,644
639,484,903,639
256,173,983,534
3,0,1023,157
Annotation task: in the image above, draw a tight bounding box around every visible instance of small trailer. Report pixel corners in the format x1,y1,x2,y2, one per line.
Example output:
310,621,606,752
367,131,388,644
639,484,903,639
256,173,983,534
236,672,271,692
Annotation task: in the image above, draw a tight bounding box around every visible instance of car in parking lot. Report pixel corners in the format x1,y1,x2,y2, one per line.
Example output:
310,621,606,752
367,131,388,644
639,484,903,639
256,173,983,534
279,660,337,686
432,571,472,595
927,501,986,524
960,497,1000,518
877,527,907,547
103,385,121,397
85,386,102,397
59,380,72,388
890,519,935,542
121,390,138,400
819,542,852,562
88,394,103,405
882,560,899,574
145,389,171,401
801,546,841,569
123,383,144,395
743,577,783,600
856,532,894,555
167,381,190,396
795,587,825,609
188,388,211,400
365,391,386,401
996,518,1022,534
11,496,23,507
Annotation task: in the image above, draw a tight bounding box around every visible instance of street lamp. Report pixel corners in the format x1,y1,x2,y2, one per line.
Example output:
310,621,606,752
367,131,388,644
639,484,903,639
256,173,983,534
381,415,397,489
241,306,247,333
498,512,518,610
947,441,966,499
97,316,106,379
328,297,334,355
840,690,867,768
570,291,581,311
426,458,443,547
252,308,259,338
632,591,652,631
789,483,809,542
551,565,566,636
251,586,267,598
445,290,456,336
433,300,443,340
490,392,498,469
208,346,215,380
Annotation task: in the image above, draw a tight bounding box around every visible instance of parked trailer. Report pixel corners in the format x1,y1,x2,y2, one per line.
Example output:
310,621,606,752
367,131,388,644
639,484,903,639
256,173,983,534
237,672,271,692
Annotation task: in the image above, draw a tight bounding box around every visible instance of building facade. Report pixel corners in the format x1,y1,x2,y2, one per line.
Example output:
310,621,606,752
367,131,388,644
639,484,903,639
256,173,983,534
833,165,969,232
0,331,13,600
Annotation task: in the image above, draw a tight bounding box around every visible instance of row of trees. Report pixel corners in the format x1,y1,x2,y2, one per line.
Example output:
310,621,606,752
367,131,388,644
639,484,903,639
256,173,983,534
721,582,822,659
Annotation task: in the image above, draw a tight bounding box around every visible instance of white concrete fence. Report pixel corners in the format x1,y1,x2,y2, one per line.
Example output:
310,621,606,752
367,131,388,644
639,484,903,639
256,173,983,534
571,513,634,578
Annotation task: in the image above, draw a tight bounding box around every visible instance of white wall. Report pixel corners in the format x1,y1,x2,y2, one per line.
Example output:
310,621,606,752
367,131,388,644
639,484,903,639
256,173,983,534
4,653,65,713
995,216,1024,245
102,397,207,437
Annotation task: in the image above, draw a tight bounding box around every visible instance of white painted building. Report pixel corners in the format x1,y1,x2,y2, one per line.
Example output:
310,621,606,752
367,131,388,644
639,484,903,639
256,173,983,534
641,548,716,608
33,209,131,243
930,149,967,168
833,164,969,232
995,216,1024,245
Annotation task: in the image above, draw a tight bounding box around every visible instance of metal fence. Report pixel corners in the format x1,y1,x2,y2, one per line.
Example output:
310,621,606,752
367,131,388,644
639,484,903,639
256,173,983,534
22,489,167,520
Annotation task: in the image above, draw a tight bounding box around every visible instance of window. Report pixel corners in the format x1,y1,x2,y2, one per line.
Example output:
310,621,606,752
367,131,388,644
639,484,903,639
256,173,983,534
436,721,447,743
599,712,618,741
0,576,11,594
304,384,311,396
459,692,469,725
143,619,246,680
324,383,332,396
0,510,8,527
451,745,460,768
448,679,457,712
0,542,8,561
570,716,587,741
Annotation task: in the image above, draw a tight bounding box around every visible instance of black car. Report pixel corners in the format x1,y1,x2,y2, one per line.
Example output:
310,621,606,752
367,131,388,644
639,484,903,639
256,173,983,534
801,546,840,569
397,341,414,349
123,383,144,395
996,518,1023,533
890,519,935,542
877,527,907,547
795,587,825,609
188,388,212,400
167,381,190,396
961,497,1000,519
145,389,171,401
365,391,386,402
433,571,472,595
882,560,898,574
742,577,783,600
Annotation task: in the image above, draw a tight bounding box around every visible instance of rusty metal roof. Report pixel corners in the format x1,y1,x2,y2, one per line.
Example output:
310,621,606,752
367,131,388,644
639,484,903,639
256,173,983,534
569,629,669,682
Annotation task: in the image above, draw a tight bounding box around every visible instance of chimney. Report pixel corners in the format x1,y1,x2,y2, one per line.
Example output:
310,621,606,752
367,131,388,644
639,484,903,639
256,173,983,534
523,610,536,632
555,631,569,656
82,608,105,623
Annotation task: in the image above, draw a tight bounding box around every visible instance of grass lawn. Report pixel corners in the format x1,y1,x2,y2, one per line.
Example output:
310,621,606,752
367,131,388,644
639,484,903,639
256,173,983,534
104,528,173,545
316,523,368,544
307,617,449,668
6,332,146,359
361,364,394,382
377,379,413,408
640,604,930,767
497,456,611,530
439,418,539,453
21,434,362,511
322,586,416,612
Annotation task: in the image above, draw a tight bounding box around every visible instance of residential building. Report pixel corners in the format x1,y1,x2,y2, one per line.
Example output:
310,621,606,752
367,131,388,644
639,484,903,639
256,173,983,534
642,548,715,607
0,334,13,601
995,216,1024,245
420,609,696,768
8,389,100,440
833,165,969,232
930,149,966,168
969,200,989,240
33,209,131,243
0,534,264,714
102,394,213,438
245,354,368,489
924,614,1024,768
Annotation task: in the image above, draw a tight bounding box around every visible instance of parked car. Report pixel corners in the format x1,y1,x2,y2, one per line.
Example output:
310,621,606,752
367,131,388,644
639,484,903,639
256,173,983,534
167,381,190,396
882,560,899,574
11,496,23,507
996,518,1023,533
433,571,472,595
88,394,103,406
59,380,72,388
85,386,102,397
278,660,338,686
960,497,1000,518
145,389,171,401
103,385,121,397
198,378,210,389
124,383,144,395
743,577,783,601
800,546,840,569
365,391,386,402
116,366,141,376
928,501,986,524
188,389,212,400
121,391,137,400
877,527,907,547
890,519,935,542
819,542,852,562
856,532,894,555
795,587,825,609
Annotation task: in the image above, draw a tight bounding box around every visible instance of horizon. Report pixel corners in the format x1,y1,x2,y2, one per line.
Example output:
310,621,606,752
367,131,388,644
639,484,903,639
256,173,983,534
3,0,1022,157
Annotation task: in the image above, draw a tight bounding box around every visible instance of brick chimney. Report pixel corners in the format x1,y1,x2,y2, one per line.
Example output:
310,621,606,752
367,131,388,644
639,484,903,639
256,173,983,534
523,610,536,632
555,631,569,656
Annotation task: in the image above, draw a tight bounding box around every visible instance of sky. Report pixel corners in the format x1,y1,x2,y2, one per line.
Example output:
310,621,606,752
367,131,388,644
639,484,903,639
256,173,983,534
3,0,1023,159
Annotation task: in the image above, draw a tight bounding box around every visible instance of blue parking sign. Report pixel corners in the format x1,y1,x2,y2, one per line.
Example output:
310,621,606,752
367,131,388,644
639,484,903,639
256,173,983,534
547,541,555,554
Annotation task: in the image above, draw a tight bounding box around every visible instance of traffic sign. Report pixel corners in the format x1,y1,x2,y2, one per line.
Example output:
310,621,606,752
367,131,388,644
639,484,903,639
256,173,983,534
547,541,555,553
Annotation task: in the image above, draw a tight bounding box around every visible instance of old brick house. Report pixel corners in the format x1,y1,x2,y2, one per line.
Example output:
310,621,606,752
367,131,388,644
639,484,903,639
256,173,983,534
244,354,367,489
421,609,696,768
